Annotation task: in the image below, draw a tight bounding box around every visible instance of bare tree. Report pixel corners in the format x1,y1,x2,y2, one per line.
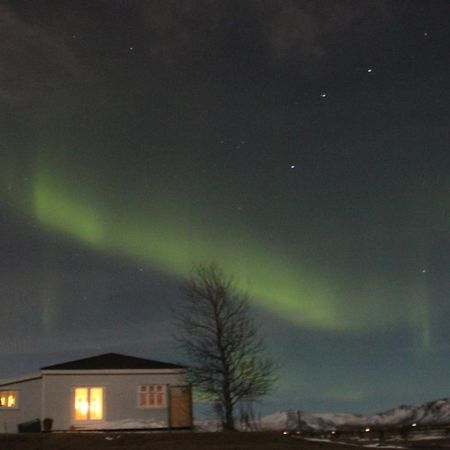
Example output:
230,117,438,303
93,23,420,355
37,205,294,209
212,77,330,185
173,263,276,431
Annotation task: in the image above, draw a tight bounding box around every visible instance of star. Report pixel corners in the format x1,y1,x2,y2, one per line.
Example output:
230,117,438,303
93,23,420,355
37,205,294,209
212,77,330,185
421,269,427,273
129,46,135,51
367,68,373,73
320,93,327,98
290,165,296,169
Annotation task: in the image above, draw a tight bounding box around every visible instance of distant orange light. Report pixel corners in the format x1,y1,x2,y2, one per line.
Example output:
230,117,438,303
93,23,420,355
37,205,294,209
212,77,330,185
364,427,371,432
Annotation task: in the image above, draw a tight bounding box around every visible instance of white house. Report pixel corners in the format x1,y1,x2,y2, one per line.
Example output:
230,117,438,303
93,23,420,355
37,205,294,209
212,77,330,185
0,353,192,433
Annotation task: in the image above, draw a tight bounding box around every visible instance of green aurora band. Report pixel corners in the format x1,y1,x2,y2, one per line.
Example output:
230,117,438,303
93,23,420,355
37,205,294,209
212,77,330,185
10,151,432,345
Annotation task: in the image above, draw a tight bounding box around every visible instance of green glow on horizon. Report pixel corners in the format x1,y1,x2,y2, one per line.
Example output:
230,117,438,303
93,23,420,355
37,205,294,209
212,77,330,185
411,282,432,351
27,151,431,337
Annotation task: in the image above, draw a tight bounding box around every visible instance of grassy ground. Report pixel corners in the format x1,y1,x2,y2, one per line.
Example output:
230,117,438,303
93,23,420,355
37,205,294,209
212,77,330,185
0,431,374,450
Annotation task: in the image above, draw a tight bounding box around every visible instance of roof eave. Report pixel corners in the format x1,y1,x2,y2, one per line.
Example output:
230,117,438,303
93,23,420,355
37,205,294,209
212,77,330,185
0,373,42,387
41,368,187,375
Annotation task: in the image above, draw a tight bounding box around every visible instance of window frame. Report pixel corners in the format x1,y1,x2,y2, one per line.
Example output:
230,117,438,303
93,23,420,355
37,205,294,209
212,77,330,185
0,390,19,410
73,386,104,422
137,384,167,409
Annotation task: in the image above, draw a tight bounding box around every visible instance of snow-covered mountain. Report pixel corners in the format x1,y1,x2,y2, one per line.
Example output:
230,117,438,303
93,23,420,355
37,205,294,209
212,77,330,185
261,398,450,431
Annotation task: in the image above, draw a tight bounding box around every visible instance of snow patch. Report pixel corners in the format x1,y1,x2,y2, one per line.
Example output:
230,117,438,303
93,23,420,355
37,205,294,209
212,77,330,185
75,418,166,430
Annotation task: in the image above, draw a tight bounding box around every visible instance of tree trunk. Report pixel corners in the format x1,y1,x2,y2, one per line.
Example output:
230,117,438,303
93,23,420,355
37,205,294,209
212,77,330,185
223,397,235,431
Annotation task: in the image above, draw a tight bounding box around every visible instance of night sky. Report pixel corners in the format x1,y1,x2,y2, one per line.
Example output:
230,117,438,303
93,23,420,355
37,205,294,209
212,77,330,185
1,0,449,416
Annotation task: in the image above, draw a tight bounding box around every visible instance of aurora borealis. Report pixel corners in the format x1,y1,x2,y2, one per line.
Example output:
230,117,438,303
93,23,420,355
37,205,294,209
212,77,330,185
1,0,449,415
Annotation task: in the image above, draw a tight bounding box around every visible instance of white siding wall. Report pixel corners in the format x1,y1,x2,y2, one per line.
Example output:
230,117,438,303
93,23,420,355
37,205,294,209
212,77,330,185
0,378,42,433
43,372,186,430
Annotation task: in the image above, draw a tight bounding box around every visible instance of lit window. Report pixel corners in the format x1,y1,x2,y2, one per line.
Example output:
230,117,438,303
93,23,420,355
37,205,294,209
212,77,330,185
0,391,18,409
138,385,165,408
74,387,103,420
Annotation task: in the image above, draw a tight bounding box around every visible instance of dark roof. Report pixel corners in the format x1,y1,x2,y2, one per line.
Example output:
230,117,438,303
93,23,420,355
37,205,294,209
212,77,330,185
41,353,186,371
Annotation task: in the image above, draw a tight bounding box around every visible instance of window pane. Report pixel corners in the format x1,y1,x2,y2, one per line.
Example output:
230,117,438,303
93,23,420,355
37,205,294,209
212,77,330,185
0,391,17,408
7,393,16,408
89,388,103,420
139,393,147,406
138,385,165,408
75,388,89,420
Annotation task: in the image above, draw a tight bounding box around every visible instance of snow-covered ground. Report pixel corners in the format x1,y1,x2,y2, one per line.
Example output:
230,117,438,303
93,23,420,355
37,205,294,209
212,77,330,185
74,418,167,430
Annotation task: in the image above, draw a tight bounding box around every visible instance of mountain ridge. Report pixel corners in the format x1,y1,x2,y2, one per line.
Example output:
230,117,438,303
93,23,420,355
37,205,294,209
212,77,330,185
261,398,450,430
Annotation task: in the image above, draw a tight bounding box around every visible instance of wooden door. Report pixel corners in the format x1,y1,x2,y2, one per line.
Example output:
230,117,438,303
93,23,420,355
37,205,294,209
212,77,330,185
169,385,192,428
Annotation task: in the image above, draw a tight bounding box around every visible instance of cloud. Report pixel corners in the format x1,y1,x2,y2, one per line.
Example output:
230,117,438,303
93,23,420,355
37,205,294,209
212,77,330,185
0,0,393,101
261,0,391,61
0,4,82,104
140,0,226,64
137,0,391,68
264,2,325,59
